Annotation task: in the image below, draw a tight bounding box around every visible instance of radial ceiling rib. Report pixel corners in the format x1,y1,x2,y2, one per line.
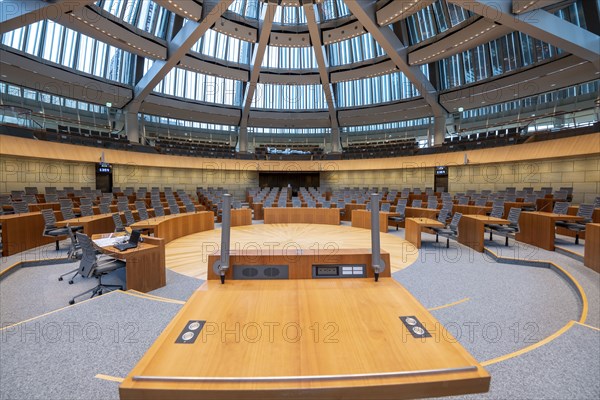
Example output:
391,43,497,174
0,0,95,35
344,0,447,118
304,1,339,132
127,0,234,112
447,0,600,69
153,0,203,21
240,1,277,129
512,0,573,14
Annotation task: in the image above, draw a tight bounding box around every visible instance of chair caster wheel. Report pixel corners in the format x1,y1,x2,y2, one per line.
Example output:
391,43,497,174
98,291,103,296
58,277,63,281
68,280,73,284
69,300,75,305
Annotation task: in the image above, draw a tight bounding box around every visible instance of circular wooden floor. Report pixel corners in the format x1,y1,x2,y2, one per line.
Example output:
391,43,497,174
166,223,418,280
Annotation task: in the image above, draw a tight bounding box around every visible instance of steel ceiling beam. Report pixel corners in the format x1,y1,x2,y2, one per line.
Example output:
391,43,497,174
128,0,234,112
345,0,447,118
304,0,341,151
0,0,95,35
447,0,600,69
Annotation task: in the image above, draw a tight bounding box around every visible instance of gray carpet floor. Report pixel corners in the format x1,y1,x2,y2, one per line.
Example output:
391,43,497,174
394,238,581,363
0,291,182,400
1,260,126,327
438,323,600,400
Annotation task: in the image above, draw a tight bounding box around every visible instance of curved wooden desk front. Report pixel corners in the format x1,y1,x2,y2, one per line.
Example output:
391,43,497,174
128,211,214,244
263,207,340,225
0,210,61,256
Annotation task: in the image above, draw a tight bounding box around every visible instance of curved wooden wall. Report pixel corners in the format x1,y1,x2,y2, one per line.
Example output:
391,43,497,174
1,133,598,171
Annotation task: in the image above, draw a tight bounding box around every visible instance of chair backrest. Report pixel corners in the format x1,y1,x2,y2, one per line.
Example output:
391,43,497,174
507,207,522,225
524,195,537,203
489,205,504,219
138,207,150,221
112,213,125,232
427,199,438,209
395,202,407,215
458,197,469,205
99,203,111,214
169,202,180,214
449,212,462,231
594,197,600,209
75,233,100,278
80,204,94,217
153,205,165,217
381,202,391,212
80,197,93,206
12,201,29,214
437,209,450,224
553,202,570,215
41,208,57,227
22,194,37,204
117,202,129,212
577,204,595,222
412,199,422,208
123,210,136,226
59,198,73,208
185,203,196,213
44,193,58,203
135,200,147,210
61,206,76,220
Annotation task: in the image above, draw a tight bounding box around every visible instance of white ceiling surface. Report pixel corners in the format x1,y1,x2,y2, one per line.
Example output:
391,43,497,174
0,0,598,129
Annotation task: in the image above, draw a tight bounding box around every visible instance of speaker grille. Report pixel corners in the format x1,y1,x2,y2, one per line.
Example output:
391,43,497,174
233,265,289,280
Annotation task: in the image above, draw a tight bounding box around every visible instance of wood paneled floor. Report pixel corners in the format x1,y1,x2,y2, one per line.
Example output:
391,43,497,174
166,223,418,280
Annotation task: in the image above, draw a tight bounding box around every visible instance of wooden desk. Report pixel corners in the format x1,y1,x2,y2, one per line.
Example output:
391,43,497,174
584,223,600,273
452,205,491,216
207,248,391,280
0,211,61,256
405,218,444,249
342,203,366,221
264,208,340,225
120,278,489,400
230,209,252,227
129,211,214,244
389,207,440,229
458,215,510,253
92,233,166,293
516,212,584,251
251,202,264,220
351,210,395,233
504,202,534,218
57,214,116,236
27,202,61,212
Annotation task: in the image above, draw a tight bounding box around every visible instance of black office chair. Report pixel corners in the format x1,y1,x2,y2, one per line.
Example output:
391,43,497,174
11,201,29,214
489,207,522,246
112,213,126,232
153,205,165,217
69,233,125,304
555,204,594,244
58,226,85,283
553,202,570,215
41,209,81,251
79,204,95,217
123,210,136,226
388,202,407,231
431,212,462,248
